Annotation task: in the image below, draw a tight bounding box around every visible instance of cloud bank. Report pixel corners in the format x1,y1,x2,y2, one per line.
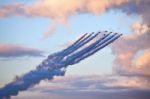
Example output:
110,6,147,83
12,75,150,99
0,44,43,58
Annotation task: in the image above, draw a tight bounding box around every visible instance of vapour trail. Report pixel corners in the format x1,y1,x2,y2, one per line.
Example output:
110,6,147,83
0,31,122,99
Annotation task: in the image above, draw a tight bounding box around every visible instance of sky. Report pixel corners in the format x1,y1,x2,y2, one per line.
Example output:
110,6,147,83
0,0,150,99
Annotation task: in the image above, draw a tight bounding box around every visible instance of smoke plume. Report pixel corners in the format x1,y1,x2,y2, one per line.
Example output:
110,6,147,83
0,31,122,98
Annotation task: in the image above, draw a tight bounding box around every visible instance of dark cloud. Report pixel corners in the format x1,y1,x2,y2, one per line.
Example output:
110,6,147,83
0,44,44,58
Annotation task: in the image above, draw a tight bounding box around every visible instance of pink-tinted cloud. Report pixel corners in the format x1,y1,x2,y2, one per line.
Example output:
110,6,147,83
110,0,150,87
0,44,43,58
0,0,129,38
135,49,150,68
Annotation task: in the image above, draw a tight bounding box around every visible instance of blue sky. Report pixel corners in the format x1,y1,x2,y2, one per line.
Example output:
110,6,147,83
0,0,150,99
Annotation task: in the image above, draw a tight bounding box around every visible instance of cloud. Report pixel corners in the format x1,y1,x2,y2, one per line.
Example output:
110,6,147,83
43,20,56,38
110,0,150,87
135,49,150,68
0,0,129,38
5,0,149,39
21,75,148,96
12,75,150,99
0,0,129,19
131,21,149,36
0,44,44,58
